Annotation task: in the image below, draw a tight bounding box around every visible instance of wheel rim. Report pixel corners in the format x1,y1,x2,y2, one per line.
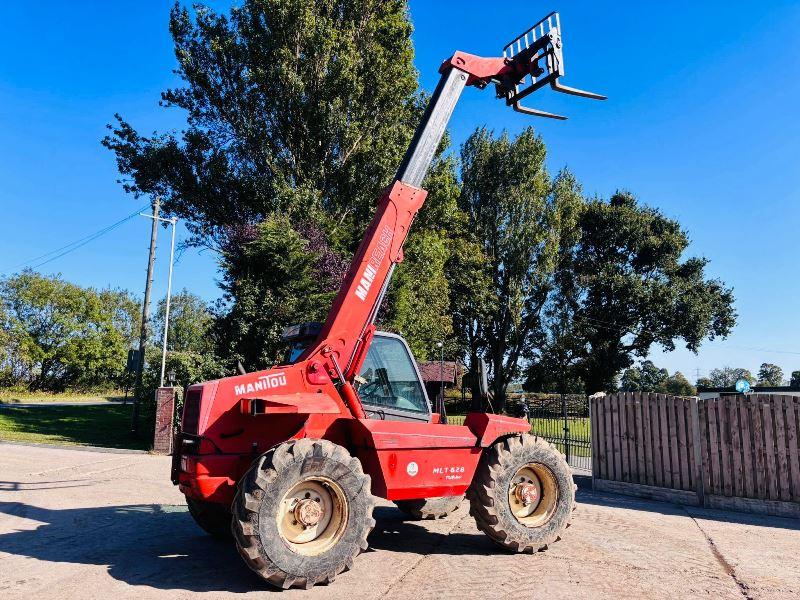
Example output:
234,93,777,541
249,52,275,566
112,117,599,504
508,463,559,527
276,477,348,556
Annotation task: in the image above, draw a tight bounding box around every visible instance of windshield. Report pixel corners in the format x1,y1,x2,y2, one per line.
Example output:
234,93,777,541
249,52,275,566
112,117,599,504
357,336,428,414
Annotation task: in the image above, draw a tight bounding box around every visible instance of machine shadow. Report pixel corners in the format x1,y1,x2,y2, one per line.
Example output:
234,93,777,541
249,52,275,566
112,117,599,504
0,501,500,592
368,505,498,556
0,501,265,593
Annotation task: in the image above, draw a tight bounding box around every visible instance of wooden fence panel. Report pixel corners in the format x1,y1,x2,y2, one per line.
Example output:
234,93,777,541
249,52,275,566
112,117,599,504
774,396,791,501
619,393,631,482
650,393,663,488
729,398,743,498
627,393,639,483
611,394,622,482
592,393,800,516
642,393,655,486
785,397,800,501
762,397,778,500
604,393,615,480
708,398,722,495
635,394,646,485
738,398,754,498
676,398,690,491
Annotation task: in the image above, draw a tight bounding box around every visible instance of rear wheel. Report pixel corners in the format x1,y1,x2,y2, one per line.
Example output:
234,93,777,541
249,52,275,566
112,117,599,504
394,495,463,520
467,434,575,553
186,497,232,538
232,439,375,589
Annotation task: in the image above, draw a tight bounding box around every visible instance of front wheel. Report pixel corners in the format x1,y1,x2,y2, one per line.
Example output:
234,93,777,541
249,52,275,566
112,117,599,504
467,434,575,553
231,439,376,589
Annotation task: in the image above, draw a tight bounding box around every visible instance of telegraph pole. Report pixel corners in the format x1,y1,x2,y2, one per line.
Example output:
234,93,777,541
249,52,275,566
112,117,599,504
131,196,160,436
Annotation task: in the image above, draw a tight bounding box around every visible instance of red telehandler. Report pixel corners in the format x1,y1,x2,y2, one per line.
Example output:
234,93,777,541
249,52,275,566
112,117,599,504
172,12,604,589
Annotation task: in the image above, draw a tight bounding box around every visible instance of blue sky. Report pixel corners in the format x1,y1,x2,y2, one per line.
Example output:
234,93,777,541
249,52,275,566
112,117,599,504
1,1,799,381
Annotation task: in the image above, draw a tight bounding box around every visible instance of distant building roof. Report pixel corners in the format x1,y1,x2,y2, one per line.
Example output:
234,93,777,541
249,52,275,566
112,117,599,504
417,361,463,384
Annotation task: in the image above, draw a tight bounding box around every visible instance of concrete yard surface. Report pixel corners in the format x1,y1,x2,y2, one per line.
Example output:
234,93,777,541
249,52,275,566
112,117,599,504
0,442,798,599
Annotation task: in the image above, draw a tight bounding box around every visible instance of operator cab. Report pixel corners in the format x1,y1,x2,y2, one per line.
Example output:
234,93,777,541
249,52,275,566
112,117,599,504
281,323,431,422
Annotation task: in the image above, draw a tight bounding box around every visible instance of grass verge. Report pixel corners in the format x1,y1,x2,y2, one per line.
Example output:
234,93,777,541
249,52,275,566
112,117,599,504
0,390,126,404
0,404,151,450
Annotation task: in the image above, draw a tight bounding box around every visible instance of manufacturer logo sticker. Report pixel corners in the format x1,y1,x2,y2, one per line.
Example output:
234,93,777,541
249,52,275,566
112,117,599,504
234,372,287,396
406,461,419,477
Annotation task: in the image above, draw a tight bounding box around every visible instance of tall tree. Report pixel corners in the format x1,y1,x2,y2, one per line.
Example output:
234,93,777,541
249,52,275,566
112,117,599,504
791,370,800,389
455,127,582,410
664,371,696,396
104,0,420,245
620,360,668,392
103,0,457,363
756,362,784,386
557,192,736,392
708,366,754,387
155,289,214,354
214,216,331,370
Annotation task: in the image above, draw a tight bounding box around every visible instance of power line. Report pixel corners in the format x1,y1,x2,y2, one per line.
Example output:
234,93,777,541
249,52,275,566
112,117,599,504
1,205,149,274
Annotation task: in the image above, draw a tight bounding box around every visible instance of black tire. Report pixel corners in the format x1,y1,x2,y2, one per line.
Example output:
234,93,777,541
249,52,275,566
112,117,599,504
231,439,376,589
467,434,576,553
394,495,464,520
186,497,232,538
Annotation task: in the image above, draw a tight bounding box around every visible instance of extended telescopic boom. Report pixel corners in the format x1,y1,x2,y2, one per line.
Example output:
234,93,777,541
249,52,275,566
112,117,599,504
302,12,604,394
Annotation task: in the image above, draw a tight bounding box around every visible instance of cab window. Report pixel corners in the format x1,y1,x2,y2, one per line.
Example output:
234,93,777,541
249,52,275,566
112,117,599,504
357,336,428,414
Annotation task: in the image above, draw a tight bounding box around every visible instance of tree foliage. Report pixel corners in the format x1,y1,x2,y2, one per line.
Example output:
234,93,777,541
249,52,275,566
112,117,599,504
791,370,800,389
553,192,736,392
619,360,696,395
454,127,582,410
213,216,333,370
156,289,215,354
664,371,695,396
103,0,461,366
104,0,420,244
620,360,668,392
708,366,755,387
0,271,139,391
756,362,784,386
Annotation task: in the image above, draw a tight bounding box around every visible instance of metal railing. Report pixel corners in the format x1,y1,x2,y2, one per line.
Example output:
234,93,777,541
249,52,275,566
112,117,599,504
448,394,592,471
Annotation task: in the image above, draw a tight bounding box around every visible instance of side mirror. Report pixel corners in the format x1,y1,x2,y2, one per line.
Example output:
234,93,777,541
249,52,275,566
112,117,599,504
477,358,489,399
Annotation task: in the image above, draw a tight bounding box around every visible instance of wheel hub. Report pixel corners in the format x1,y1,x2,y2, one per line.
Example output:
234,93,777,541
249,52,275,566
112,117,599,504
508,462,558,527
294,498,324,527
514,482,539,506
276,477,348,556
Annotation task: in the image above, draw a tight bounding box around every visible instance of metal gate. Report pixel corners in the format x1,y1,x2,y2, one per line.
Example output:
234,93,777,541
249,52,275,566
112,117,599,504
526,394,592,471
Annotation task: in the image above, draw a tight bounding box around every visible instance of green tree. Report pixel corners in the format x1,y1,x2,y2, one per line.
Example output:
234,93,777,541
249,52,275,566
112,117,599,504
213,216,331,370
382,152,461,360
103,0,459,362
523,302,585,394
756,362,784,386
455,127,582,410
708,366,754,387
155,289,214,354
0,271,138,391
791,370,800,389
620,360,668,392
557,192,736,392
104,0,420,241
696,376,713,388
664,371,696,396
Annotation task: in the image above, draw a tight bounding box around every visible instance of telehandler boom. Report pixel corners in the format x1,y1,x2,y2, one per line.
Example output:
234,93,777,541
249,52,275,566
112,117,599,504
172,12,603,589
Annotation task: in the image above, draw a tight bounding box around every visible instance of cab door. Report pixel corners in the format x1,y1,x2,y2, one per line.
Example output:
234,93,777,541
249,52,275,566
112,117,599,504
355,332,431,422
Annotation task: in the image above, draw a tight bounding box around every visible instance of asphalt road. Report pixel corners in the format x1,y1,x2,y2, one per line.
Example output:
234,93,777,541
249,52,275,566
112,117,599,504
1,442,798,599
